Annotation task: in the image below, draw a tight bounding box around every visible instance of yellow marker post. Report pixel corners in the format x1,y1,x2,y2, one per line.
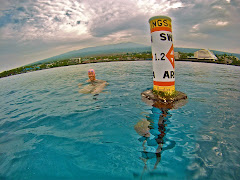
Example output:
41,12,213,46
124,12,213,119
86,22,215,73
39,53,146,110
149,16,175,95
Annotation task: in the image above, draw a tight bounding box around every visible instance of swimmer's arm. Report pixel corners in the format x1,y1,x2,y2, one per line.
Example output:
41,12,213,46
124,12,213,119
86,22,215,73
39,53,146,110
78,83,83,87
79,84,94,94
99,80,109,85
95,79,107,83
91,81,107,94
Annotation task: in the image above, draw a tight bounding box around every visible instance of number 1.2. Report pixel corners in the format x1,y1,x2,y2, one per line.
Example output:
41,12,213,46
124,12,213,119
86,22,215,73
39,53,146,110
154,53,165,61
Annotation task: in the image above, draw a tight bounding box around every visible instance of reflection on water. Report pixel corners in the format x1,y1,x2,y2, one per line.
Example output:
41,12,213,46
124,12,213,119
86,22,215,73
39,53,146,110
134,106,176,178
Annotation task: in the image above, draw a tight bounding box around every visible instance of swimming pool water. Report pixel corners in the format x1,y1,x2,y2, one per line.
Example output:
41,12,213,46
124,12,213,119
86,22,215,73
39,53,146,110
0,61,239,179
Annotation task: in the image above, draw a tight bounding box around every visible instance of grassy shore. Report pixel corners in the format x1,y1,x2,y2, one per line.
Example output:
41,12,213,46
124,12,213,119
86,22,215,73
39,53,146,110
1,52,239,79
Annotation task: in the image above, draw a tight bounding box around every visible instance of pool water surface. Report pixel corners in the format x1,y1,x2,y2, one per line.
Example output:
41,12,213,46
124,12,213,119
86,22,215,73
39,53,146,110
0,61,239,179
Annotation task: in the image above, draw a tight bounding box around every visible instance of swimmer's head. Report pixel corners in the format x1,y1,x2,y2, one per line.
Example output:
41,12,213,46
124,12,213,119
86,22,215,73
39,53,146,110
88,69,96,81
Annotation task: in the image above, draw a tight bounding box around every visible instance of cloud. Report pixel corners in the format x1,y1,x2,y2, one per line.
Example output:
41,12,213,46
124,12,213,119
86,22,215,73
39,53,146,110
0,0,185,41
170,0,240,50
0,0,90,41
0,0,240,72
86,0,184,37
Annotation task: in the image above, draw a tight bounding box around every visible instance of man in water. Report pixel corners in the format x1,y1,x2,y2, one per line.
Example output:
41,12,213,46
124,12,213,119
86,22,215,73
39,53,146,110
79,69,108,94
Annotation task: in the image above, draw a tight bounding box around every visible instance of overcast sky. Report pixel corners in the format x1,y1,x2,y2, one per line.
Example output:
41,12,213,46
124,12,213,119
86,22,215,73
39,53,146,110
0,0,239,72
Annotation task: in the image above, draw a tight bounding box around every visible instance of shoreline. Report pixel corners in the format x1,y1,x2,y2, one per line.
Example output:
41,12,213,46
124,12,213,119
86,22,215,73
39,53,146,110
0,59,239,79
175,59,240,66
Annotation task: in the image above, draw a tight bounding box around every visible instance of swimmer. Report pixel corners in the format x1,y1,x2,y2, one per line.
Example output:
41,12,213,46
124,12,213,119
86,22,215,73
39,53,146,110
79,69,108,94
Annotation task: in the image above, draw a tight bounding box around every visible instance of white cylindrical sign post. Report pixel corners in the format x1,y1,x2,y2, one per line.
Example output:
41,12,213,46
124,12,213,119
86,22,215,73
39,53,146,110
149,16,175,95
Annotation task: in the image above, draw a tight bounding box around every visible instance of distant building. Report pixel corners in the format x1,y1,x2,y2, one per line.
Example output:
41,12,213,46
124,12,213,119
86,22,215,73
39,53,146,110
221,56,237,64
25,67,34,71
223,58,233,64
187,56,197,60
174,52,180,60
70,58,82,63
228,56,239,61
194,49,218,61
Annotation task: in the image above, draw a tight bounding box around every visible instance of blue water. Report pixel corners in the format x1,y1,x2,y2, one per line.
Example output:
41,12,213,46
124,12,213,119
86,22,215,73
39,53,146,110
0,61,239,180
